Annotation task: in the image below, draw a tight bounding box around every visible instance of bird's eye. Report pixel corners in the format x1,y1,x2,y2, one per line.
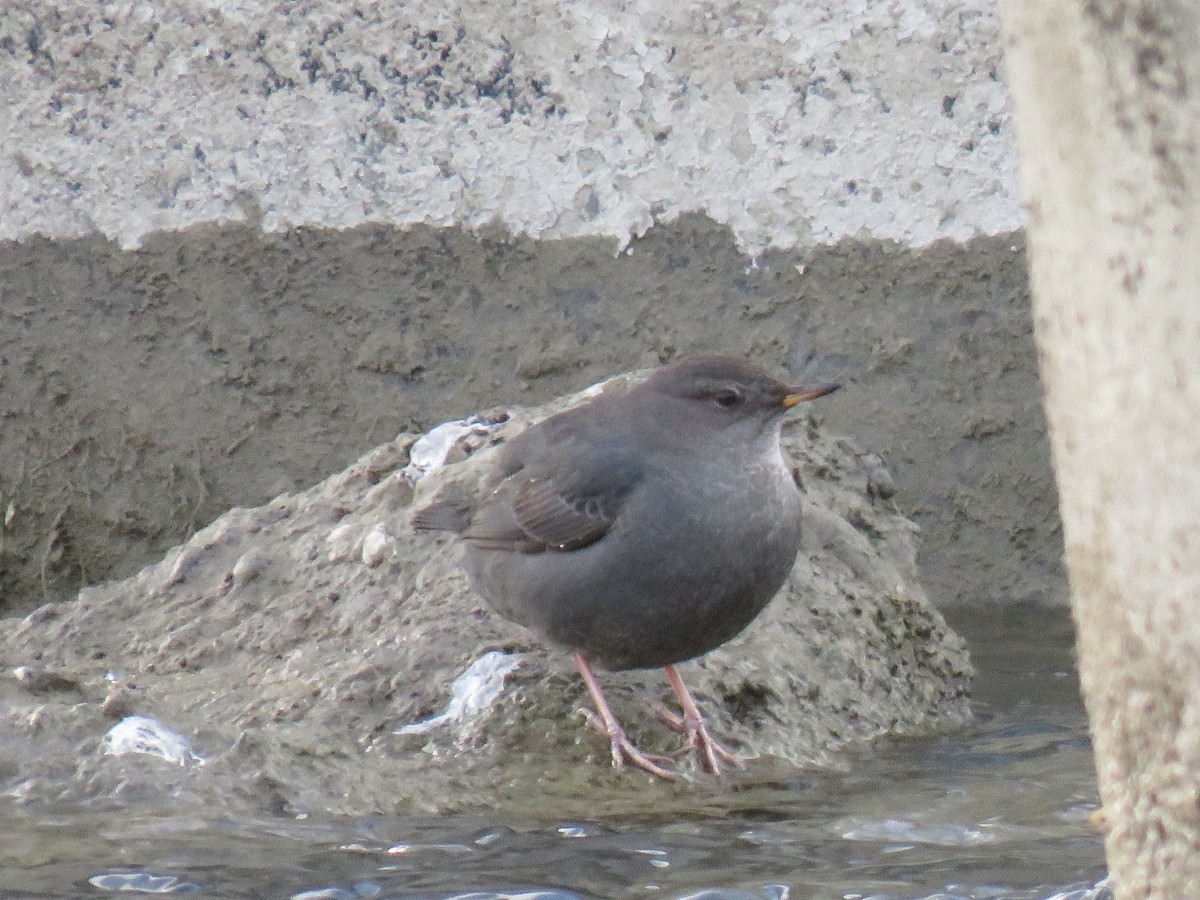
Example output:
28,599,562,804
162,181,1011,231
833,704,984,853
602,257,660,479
713,388,742,408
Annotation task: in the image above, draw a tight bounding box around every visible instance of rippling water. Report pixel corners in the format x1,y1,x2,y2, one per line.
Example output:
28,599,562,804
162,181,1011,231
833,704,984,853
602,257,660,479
2,608,1107,899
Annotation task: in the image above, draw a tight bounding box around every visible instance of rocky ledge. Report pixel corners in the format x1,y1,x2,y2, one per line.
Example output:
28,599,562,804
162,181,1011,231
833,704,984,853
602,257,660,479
0,370,971,817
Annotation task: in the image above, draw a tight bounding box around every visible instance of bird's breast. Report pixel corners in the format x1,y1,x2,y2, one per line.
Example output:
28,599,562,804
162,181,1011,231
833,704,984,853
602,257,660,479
466,441,804,671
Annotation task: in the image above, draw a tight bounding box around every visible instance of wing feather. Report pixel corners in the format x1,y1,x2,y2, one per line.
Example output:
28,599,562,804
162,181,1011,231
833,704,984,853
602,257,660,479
417,400,644,554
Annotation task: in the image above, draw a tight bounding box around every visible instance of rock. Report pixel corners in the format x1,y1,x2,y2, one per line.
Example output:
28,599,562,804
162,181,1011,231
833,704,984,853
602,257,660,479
0,372,971,817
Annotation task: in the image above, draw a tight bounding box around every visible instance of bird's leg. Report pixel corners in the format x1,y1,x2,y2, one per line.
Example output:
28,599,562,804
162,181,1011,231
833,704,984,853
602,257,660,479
572,652,678,781
660,664,745,775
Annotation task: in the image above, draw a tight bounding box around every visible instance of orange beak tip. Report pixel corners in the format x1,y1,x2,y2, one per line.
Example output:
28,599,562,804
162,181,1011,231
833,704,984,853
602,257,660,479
782,382,842,408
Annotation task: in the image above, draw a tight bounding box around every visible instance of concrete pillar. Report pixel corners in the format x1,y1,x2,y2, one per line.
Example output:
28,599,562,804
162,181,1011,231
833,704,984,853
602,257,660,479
998,1,1200,895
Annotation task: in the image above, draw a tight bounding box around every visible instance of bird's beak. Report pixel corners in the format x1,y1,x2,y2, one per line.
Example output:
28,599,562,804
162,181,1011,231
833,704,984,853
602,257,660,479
782,382,841,408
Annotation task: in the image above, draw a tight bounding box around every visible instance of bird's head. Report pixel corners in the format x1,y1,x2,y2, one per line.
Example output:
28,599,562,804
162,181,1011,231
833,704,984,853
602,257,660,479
630,355,840,450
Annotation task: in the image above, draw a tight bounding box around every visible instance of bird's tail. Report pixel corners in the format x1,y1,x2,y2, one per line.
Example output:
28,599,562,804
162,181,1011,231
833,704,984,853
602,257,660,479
410,488,474,534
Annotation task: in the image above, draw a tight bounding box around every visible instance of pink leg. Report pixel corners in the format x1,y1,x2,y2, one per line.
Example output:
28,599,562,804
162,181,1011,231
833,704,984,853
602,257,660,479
661,664,744,775
573,652,677,781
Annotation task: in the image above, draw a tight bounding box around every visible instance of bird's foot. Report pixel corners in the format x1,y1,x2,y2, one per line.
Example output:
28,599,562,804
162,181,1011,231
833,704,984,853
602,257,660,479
656,703,745,775
579,708,679,781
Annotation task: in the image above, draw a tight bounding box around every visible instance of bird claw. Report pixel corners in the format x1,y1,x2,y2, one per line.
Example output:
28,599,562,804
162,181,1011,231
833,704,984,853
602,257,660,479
654,701,744,775
578,708,679,781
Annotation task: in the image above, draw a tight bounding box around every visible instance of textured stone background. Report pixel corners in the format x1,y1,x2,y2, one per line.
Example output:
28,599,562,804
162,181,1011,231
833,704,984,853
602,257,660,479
0,0,1058,613
2,0,1016,251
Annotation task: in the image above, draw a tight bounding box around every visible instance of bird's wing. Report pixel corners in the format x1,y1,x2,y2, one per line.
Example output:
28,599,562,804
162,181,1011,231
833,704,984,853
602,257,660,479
462,419,644,554
460,478,612,552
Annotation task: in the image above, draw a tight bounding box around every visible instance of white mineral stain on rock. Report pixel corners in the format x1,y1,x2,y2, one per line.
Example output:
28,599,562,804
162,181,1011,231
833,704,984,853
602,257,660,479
395,651,522,736
404,417,505,482
103,715,205,767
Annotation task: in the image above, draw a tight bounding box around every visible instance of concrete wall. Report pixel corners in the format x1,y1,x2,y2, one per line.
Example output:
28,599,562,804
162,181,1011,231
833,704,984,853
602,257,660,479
3,0,1016,252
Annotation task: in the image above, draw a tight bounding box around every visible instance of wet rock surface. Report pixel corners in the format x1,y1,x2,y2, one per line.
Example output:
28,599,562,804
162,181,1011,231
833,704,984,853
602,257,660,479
0,373,970,817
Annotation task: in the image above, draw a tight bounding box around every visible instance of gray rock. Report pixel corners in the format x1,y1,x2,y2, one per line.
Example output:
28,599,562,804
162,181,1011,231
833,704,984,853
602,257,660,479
0,373,970,816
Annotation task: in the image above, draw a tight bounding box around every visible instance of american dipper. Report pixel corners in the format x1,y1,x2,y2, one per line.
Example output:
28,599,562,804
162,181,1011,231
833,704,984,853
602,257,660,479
412,356,839,779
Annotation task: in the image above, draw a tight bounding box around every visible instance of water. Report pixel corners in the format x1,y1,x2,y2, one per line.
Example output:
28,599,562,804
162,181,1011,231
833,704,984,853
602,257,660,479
1,608,1106,899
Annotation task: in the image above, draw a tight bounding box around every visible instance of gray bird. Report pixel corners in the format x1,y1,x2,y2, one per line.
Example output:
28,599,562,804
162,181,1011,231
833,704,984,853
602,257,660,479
412,355,839,779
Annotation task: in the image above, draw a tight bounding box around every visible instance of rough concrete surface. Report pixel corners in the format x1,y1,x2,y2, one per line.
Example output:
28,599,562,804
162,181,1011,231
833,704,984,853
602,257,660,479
1002,0,1200,895
0,377,970,817
2,0,1016,252
0,219,1062,613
